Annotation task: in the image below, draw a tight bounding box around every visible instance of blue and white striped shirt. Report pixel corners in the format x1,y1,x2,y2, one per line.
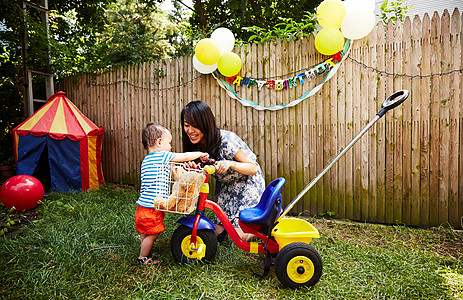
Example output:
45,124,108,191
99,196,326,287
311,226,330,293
136,151,175,208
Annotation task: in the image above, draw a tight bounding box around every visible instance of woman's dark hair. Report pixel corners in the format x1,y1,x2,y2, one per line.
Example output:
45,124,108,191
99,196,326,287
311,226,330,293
181,100,221,159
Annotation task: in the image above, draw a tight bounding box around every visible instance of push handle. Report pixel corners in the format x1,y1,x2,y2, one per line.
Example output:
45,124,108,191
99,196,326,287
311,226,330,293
277,89,409,221
376,90,409,118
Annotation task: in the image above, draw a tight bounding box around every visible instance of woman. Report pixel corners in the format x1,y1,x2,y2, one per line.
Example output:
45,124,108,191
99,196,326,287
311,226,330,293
181,100,265,242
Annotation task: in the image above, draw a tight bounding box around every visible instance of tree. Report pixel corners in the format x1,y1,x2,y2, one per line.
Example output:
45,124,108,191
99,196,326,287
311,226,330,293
0,0,179,166
49,0,191,76
187,0,323,41
379,0,415,24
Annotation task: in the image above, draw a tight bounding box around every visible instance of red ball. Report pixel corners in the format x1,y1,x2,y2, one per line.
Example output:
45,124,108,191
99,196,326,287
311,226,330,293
0,175,44,211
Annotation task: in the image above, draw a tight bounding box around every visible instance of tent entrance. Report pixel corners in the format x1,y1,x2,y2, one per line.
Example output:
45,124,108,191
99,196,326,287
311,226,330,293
33,146,51,192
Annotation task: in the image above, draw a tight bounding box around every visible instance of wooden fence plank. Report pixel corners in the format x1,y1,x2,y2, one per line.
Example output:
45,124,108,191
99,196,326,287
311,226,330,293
376,24,386,223
402,17,412,225
393,20,404,223
449,9,461,228
323,52,331,215
411,15,422,226
459,10,463,228
439,10,451,225
329,44,338,218
367,27,378,222
352,40,364,220
336,41,347,219
315,47,324,216
385,20,394,224
429,12,441,226
359,35,369,221
420,13,431,227
345,38,354,220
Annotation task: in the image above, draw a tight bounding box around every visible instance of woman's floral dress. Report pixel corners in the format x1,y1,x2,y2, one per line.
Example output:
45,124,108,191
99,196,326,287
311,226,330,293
213,130,265,227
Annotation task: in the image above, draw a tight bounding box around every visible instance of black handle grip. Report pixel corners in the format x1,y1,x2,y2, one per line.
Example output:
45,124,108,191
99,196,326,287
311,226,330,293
202,158,216,166
376,90,409,118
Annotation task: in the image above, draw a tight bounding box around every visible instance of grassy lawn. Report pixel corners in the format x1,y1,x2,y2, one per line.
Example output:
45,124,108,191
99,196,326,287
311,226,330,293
1,185,462,299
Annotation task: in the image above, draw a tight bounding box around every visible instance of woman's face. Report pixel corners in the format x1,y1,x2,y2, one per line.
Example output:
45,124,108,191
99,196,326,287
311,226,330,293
184,122,204,145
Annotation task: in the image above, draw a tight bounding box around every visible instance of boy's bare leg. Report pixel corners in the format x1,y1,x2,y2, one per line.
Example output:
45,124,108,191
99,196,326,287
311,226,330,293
139,233,159,258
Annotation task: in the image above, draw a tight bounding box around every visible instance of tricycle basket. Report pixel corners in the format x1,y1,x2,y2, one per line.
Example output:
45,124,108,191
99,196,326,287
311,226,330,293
149,162,206,214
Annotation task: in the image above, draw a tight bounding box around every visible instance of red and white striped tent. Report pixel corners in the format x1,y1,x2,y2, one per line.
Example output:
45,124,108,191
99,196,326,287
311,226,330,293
12,91,104,192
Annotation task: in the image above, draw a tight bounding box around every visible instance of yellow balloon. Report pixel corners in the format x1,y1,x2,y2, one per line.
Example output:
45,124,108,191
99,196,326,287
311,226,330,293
195,38,221,65
217,52,242,77
317,0,346,29
315,27,345,56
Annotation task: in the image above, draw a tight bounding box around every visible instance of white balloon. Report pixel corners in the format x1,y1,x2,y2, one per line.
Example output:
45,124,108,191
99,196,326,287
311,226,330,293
193,55,217,74
342,0,375,13
341,8,375,40
210,27,235,55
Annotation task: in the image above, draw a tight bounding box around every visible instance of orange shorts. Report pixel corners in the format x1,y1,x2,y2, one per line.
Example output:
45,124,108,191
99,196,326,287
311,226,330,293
135,206,165,235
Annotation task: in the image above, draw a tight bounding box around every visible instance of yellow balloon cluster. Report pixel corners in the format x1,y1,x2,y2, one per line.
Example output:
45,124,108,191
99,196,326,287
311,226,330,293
217,52,241,77
315,0,377,55
317,0,346,29
315,28,345,56
315,0,346,56
193,28,242,77
195,38,221,65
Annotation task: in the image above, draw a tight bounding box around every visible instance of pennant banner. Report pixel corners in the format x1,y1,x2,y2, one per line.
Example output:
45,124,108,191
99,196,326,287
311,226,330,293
212,39,352,111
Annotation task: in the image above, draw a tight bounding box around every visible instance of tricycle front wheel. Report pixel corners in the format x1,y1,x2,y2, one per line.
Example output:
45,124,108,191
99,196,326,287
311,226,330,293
170,225,217,263
274,242,323,288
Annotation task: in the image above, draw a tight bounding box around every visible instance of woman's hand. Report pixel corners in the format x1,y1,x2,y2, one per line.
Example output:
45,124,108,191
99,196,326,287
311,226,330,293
214,150,258,175
214,160,232,174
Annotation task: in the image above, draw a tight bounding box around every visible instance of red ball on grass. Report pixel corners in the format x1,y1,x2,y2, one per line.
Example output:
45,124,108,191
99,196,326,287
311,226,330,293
0,175,44,211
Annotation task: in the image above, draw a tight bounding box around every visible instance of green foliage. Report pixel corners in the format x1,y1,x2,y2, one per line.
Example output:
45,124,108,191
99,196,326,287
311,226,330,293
380,0,415,24
243,13,318,44
49,0,186,76
0,46,24,166
189,0,323,41
318,210,336,218
0,204,19,235
0,187,461,299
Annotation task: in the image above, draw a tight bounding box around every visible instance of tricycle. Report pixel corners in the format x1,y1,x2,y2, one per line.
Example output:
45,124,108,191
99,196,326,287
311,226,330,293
169,90,409,288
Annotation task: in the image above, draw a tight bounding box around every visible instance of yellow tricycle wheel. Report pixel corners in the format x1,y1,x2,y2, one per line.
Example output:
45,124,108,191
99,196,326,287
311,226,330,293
170,225,217,263
180,235,206,259
287,256,315,283
275,242,323,288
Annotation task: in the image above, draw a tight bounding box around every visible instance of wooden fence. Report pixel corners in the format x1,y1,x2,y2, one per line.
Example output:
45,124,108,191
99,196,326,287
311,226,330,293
59,9,463,229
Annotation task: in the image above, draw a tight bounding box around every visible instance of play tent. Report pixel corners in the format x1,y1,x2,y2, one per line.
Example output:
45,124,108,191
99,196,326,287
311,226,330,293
12,91,104,192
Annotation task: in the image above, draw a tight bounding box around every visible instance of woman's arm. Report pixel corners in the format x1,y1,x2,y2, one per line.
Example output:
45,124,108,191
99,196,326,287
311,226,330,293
215,149,258,175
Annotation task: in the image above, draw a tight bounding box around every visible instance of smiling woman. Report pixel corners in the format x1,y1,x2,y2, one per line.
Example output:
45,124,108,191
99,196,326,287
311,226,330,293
180,100,265,242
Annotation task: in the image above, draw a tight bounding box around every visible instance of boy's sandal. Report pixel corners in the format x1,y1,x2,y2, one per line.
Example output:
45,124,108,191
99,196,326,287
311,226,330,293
137,257,159,265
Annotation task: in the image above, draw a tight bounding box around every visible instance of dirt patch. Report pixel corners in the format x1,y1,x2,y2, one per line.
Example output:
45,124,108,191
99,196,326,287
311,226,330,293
1,203,41,237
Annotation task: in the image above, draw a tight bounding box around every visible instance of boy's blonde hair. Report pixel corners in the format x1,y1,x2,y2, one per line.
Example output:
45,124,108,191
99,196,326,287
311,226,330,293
142,123,168,150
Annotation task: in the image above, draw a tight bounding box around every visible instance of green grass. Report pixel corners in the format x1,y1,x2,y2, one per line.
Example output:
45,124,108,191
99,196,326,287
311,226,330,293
1,186,462,299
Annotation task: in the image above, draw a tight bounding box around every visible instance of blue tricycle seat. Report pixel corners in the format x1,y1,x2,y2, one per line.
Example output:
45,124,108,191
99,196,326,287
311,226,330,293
239,178,285,226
